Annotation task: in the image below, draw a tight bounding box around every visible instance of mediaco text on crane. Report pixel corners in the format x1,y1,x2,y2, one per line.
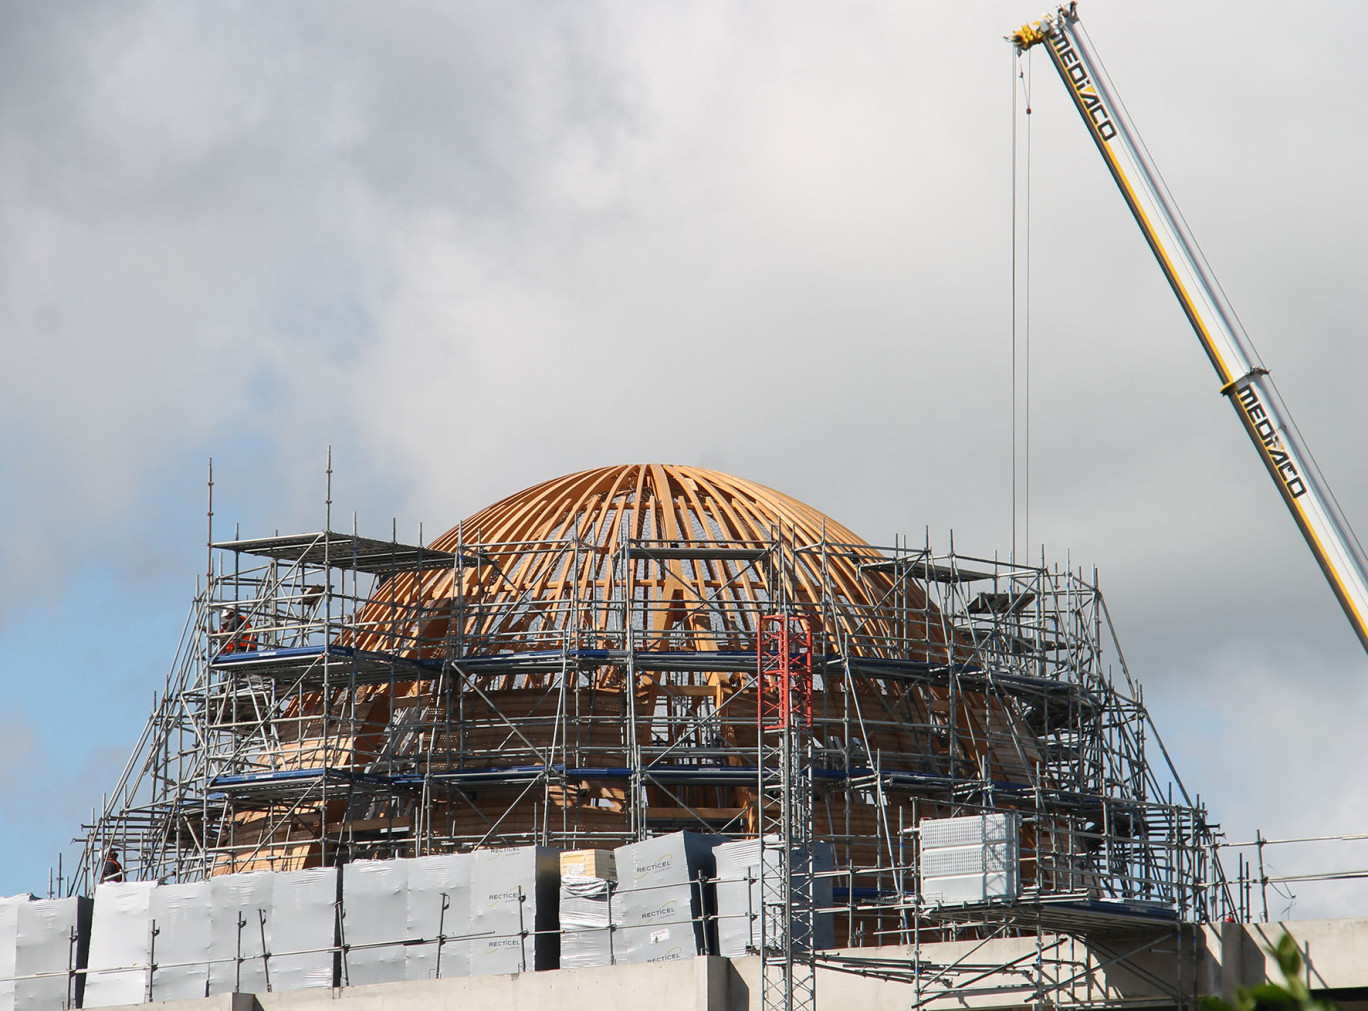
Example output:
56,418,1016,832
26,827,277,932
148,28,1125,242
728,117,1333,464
1047,31,1118,142
1236,384,1309,500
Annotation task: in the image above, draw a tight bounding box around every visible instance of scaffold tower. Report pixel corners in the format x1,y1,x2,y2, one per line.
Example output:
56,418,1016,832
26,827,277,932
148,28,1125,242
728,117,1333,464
757,612,816,1011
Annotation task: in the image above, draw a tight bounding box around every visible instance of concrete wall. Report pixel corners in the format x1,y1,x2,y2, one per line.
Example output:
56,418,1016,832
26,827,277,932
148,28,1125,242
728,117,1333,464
236,957,734,1011
1201,918,1368,995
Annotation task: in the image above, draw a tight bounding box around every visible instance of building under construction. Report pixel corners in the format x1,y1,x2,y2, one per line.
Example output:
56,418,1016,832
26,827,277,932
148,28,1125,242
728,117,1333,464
76,464,1231,942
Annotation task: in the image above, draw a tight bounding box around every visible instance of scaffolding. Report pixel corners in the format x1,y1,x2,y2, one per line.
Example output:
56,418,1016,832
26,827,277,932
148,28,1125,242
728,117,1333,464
757,612,816,1011
72,465,1235,1004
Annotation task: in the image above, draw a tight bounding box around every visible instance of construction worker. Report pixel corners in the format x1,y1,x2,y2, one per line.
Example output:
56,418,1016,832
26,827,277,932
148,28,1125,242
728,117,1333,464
101,848,124,883
220,610,257,655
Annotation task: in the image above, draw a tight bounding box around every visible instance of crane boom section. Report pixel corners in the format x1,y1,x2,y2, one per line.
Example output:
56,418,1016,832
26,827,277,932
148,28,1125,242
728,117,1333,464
1011,5,1368,653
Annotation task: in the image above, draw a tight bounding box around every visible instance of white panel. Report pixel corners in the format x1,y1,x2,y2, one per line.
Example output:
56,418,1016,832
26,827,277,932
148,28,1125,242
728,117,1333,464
83,882,155,1008
919,814,1020,906
207,871,273,995
405,853,471,981
266,867,337,992
148,882,211,1002
341,860,408,987
0,896,25,1011
15,896,89,1011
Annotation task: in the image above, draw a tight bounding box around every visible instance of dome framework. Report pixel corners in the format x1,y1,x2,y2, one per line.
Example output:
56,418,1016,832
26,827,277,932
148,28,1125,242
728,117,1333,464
79,465,1234,938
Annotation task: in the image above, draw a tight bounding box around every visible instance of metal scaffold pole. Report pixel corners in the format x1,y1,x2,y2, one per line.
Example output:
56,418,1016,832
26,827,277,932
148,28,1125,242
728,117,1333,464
757,611,815,1011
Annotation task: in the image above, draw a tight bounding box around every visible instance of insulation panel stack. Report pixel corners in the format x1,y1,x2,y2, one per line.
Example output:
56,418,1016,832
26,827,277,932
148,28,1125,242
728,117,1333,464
610,832,721,965
468,847,559,975
342,853,473,985
713,838,835,957
558,851,616,970
83,867,338,1005
0,893,92,1011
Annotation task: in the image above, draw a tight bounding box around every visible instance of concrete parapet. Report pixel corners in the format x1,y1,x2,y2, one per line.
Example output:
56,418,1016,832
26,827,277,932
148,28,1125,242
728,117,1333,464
1202,918,1368,995
246,956,737,1011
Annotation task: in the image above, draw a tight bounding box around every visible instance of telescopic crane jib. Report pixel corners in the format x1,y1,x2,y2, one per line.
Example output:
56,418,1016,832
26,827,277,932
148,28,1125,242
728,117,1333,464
1009,3,1368,654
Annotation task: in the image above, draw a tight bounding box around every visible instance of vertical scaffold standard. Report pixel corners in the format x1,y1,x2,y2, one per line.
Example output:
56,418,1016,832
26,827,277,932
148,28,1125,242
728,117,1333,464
75,464,1234,957
757,613,816,1011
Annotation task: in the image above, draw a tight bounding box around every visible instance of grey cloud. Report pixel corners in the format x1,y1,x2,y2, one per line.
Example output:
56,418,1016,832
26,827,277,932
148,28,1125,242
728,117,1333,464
0,1,1365,910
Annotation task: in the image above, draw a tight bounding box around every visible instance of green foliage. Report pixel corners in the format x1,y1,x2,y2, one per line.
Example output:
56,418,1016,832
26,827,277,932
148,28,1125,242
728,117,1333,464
1200,934,1338,1011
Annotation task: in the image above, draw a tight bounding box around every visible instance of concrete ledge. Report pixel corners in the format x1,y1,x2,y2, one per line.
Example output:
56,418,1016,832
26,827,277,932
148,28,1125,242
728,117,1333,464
250,956,736,1011
128,996,255,1011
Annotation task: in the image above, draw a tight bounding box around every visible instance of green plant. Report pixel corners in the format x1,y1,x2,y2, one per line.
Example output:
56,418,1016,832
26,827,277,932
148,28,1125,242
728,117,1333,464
1200,934,1337,1011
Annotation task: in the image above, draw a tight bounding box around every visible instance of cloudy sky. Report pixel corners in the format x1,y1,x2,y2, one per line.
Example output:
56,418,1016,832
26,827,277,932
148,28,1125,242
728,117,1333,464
1,1,1365,918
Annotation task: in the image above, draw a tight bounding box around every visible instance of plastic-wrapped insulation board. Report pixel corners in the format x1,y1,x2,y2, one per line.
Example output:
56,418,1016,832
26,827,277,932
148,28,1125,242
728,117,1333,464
207,871,273,996
0,897,19,1011
714,839,834,957
83,881,156,1008
468,847,558,976
266,868,338,993
610,832,724,965
341,860,408,986
558,875,612,969
342,853,473,984
1,894,91,1011
147,881,212,1001
405,853,472,982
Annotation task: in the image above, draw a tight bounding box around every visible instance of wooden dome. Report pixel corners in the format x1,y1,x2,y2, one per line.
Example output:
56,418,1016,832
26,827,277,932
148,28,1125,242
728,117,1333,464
358,464,952,662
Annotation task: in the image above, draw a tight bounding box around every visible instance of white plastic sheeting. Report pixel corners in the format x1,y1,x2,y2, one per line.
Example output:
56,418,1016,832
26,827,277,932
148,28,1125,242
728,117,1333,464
0,893,91,1011
713,839,834,957
610,832,721,965
341,860,407,986
147,881,212,1001
558,876,612,969
341,853,471,986
468,847,558,975
84,881,156,1007
919,812,1021,905
0,896,23,1011
84,868,339,1003
266,868,338,993
207,871,273,996
405,853,472,982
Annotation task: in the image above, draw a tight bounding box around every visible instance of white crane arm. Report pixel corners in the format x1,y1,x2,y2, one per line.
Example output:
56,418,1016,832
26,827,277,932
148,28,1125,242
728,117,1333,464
1011,4,1368,653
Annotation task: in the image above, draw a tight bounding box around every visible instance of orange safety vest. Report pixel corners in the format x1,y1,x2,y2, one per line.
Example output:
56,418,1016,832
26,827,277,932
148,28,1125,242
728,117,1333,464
222,615,258,654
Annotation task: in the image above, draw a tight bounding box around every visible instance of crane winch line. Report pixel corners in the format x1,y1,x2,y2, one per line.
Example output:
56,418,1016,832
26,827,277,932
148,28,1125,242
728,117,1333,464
1009,3,1368,654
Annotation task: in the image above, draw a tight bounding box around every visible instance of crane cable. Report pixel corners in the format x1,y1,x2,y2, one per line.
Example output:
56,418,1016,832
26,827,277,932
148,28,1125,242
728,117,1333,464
1011,47,1033,566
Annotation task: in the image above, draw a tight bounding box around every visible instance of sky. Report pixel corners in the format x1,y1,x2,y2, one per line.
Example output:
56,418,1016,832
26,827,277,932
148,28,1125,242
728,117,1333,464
1,1,1366,920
